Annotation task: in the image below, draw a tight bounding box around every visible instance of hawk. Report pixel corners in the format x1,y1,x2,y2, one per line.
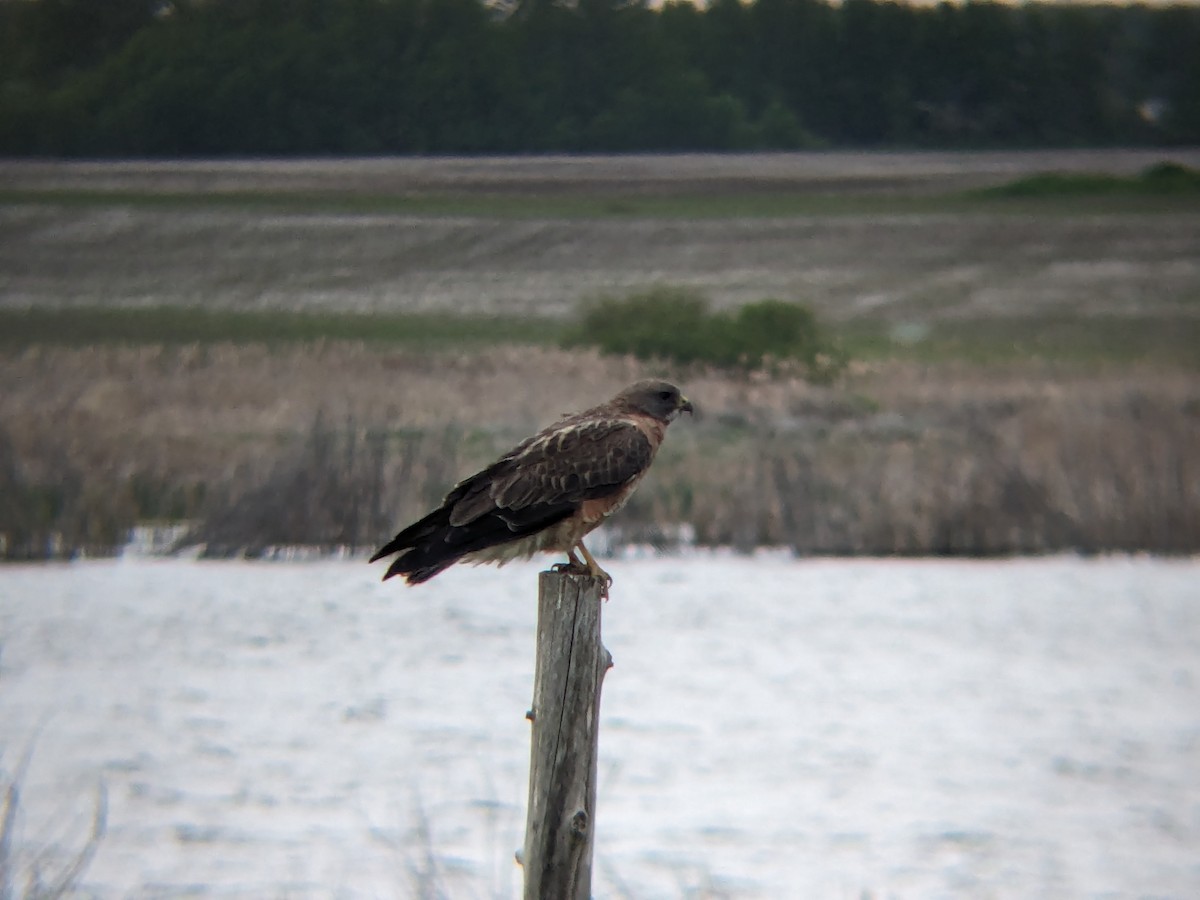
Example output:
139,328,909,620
370,379,693,592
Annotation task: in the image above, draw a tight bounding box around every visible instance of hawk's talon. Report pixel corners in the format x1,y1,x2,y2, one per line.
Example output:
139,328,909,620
553,545,613,600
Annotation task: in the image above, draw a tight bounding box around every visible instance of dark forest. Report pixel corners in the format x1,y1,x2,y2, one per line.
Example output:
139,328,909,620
2,0,1198,156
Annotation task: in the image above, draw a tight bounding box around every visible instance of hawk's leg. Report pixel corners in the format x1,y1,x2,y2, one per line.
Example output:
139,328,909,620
575,540,613,599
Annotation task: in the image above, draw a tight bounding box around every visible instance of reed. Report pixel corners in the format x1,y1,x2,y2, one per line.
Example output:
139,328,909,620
2,345,1196,560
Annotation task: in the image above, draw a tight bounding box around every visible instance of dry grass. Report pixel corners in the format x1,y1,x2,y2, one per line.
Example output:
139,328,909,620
2,343,1196,557
0,748,106,900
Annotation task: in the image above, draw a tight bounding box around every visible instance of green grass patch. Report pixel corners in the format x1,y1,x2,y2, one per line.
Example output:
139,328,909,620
840,314,1200,369
0,306,564,347
977,161,1200,200
0,186,965,218
7,305,1189,370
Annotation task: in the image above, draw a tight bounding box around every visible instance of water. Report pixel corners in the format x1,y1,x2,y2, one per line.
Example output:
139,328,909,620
1,555,1197,898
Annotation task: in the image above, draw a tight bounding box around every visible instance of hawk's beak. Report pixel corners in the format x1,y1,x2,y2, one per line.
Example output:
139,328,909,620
680,396,695,416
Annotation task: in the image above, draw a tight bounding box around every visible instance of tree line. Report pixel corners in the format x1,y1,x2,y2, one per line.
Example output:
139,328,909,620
1,0,1197,156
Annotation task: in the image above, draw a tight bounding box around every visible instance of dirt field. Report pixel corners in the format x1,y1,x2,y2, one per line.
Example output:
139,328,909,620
3,149,1199,321
5,149,1198,195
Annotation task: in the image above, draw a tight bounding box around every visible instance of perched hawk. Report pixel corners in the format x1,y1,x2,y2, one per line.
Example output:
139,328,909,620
370,379,693,592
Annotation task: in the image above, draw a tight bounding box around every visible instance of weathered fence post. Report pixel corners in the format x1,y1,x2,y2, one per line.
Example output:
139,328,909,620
521,570,612,900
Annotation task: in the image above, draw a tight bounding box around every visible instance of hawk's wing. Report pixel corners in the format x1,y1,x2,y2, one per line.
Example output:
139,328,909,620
447,418,654,526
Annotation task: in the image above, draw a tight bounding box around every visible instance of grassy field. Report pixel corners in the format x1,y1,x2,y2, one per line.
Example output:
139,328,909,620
2,305,1196,370
0,306,551,348
1,151,1198,558
3,149,1199,326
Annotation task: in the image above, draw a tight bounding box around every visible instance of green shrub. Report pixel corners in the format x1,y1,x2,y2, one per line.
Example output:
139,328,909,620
564,287,715,365
725,300,819,368
564,287,844,380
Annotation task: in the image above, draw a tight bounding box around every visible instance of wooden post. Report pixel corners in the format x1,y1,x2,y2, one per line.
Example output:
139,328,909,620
521,571,612,900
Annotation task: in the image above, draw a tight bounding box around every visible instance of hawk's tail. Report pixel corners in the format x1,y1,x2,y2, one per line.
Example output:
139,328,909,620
385,557,456,585
370,499,573,586
369,506,459,584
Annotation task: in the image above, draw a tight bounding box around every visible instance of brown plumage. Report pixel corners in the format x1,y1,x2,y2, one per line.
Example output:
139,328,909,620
369,380,693,591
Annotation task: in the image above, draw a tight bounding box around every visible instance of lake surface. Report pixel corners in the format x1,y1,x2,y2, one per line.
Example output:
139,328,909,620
1,555,1197,898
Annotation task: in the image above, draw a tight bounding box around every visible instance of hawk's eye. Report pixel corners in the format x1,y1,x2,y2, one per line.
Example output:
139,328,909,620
658,390,673,401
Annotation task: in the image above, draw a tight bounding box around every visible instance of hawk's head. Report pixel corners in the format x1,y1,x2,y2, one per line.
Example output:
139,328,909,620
618,380,694,423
